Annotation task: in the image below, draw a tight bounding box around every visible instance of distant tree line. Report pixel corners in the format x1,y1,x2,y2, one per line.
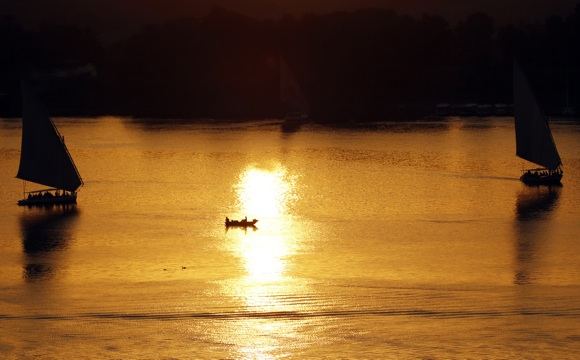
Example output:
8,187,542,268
1,5,580,121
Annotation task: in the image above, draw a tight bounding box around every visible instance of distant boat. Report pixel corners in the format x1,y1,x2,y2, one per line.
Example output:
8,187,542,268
16,81,83,206
225,217,258,228
280,57,309,132
513,62,563,186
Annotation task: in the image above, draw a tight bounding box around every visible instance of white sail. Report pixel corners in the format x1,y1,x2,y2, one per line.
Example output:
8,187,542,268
513,62,562,170
16,81,83,192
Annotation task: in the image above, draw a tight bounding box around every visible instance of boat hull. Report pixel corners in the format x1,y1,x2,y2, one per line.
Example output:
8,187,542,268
18,194,77,207
520,171,562,186
225,219,258,228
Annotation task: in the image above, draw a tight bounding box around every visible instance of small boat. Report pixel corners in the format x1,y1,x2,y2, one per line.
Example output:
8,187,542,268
513,62,563,186
225,217,258,228
16,80,83,206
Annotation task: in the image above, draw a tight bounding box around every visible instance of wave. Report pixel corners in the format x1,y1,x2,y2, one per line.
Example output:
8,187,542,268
2,307,579,322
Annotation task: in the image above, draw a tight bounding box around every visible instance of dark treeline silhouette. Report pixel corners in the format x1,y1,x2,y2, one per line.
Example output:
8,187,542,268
1,5,580,122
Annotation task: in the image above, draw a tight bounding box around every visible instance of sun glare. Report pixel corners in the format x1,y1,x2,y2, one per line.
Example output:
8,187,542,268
238,168,289,218
231,165,298,284
236,166,294,219
229,165,304,358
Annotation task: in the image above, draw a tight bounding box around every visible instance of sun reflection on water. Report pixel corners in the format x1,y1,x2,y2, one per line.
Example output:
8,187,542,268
239,235,285,283
236,166,294,221
234,165,297,283
226,164,306,359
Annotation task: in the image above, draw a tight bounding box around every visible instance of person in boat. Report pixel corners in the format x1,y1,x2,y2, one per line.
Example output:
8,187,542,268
226,217,229,223
244,216,247,222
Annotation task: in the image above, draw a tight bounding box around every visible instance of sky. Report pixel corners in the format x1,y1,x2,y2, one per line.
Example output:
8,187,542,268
1,0,578,41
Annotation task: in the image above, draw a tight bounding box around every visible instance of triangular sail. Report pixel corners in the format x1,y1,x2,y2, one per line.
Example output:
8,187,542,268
513,62,562,170
280,58,309,115
16,81,83,192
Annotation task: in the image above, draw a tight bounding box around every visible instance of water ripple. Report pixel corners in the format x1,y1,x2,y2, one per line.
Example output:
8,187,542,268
1,307,579,322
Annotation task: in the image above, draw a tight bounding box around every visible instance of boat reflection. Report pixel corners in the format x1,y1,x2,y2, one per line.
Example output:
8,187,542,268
225,164,307,358
20,206,79,281
513,187,560,285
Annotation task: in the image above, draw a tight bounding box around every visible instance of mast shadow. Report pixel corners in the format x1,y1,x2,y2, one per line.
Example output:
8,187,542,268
513,187,560,285
20,206,79,282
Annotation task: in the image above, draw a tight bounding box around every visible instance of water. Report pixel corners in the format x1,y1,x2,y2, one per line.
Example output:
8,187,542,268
0,117,579,359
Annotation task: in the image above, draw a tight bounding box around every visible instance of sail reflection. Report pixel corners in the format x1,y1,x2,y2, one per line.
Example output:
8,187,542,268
516,188,560,221
513,187,560,285
20,206,79,281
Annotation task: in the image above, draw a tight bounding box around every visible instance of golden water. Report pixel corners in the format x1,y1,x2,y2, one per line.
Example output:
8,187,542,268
0,117,579,358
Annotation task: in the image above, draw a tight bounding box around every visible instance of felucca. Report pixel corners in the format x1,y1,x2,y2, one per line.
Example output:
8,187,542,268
513,62,563,186
16,81,83,206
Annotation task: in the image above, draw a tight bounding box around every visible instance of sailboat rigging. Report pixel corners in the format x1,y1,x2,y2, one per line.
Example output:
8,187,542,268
280,57,309,132
513,61,563,186
16,81,83,206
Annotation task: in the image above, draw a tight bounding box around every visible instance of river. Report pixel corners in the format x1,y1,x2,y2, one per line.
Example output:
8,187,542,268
0,117,579,358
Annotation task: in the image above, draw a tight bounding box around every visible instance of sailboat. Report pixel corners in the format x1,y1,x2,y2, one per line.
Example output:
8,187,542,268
280,57,309,132
16,81,83,206
513,62,563,186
